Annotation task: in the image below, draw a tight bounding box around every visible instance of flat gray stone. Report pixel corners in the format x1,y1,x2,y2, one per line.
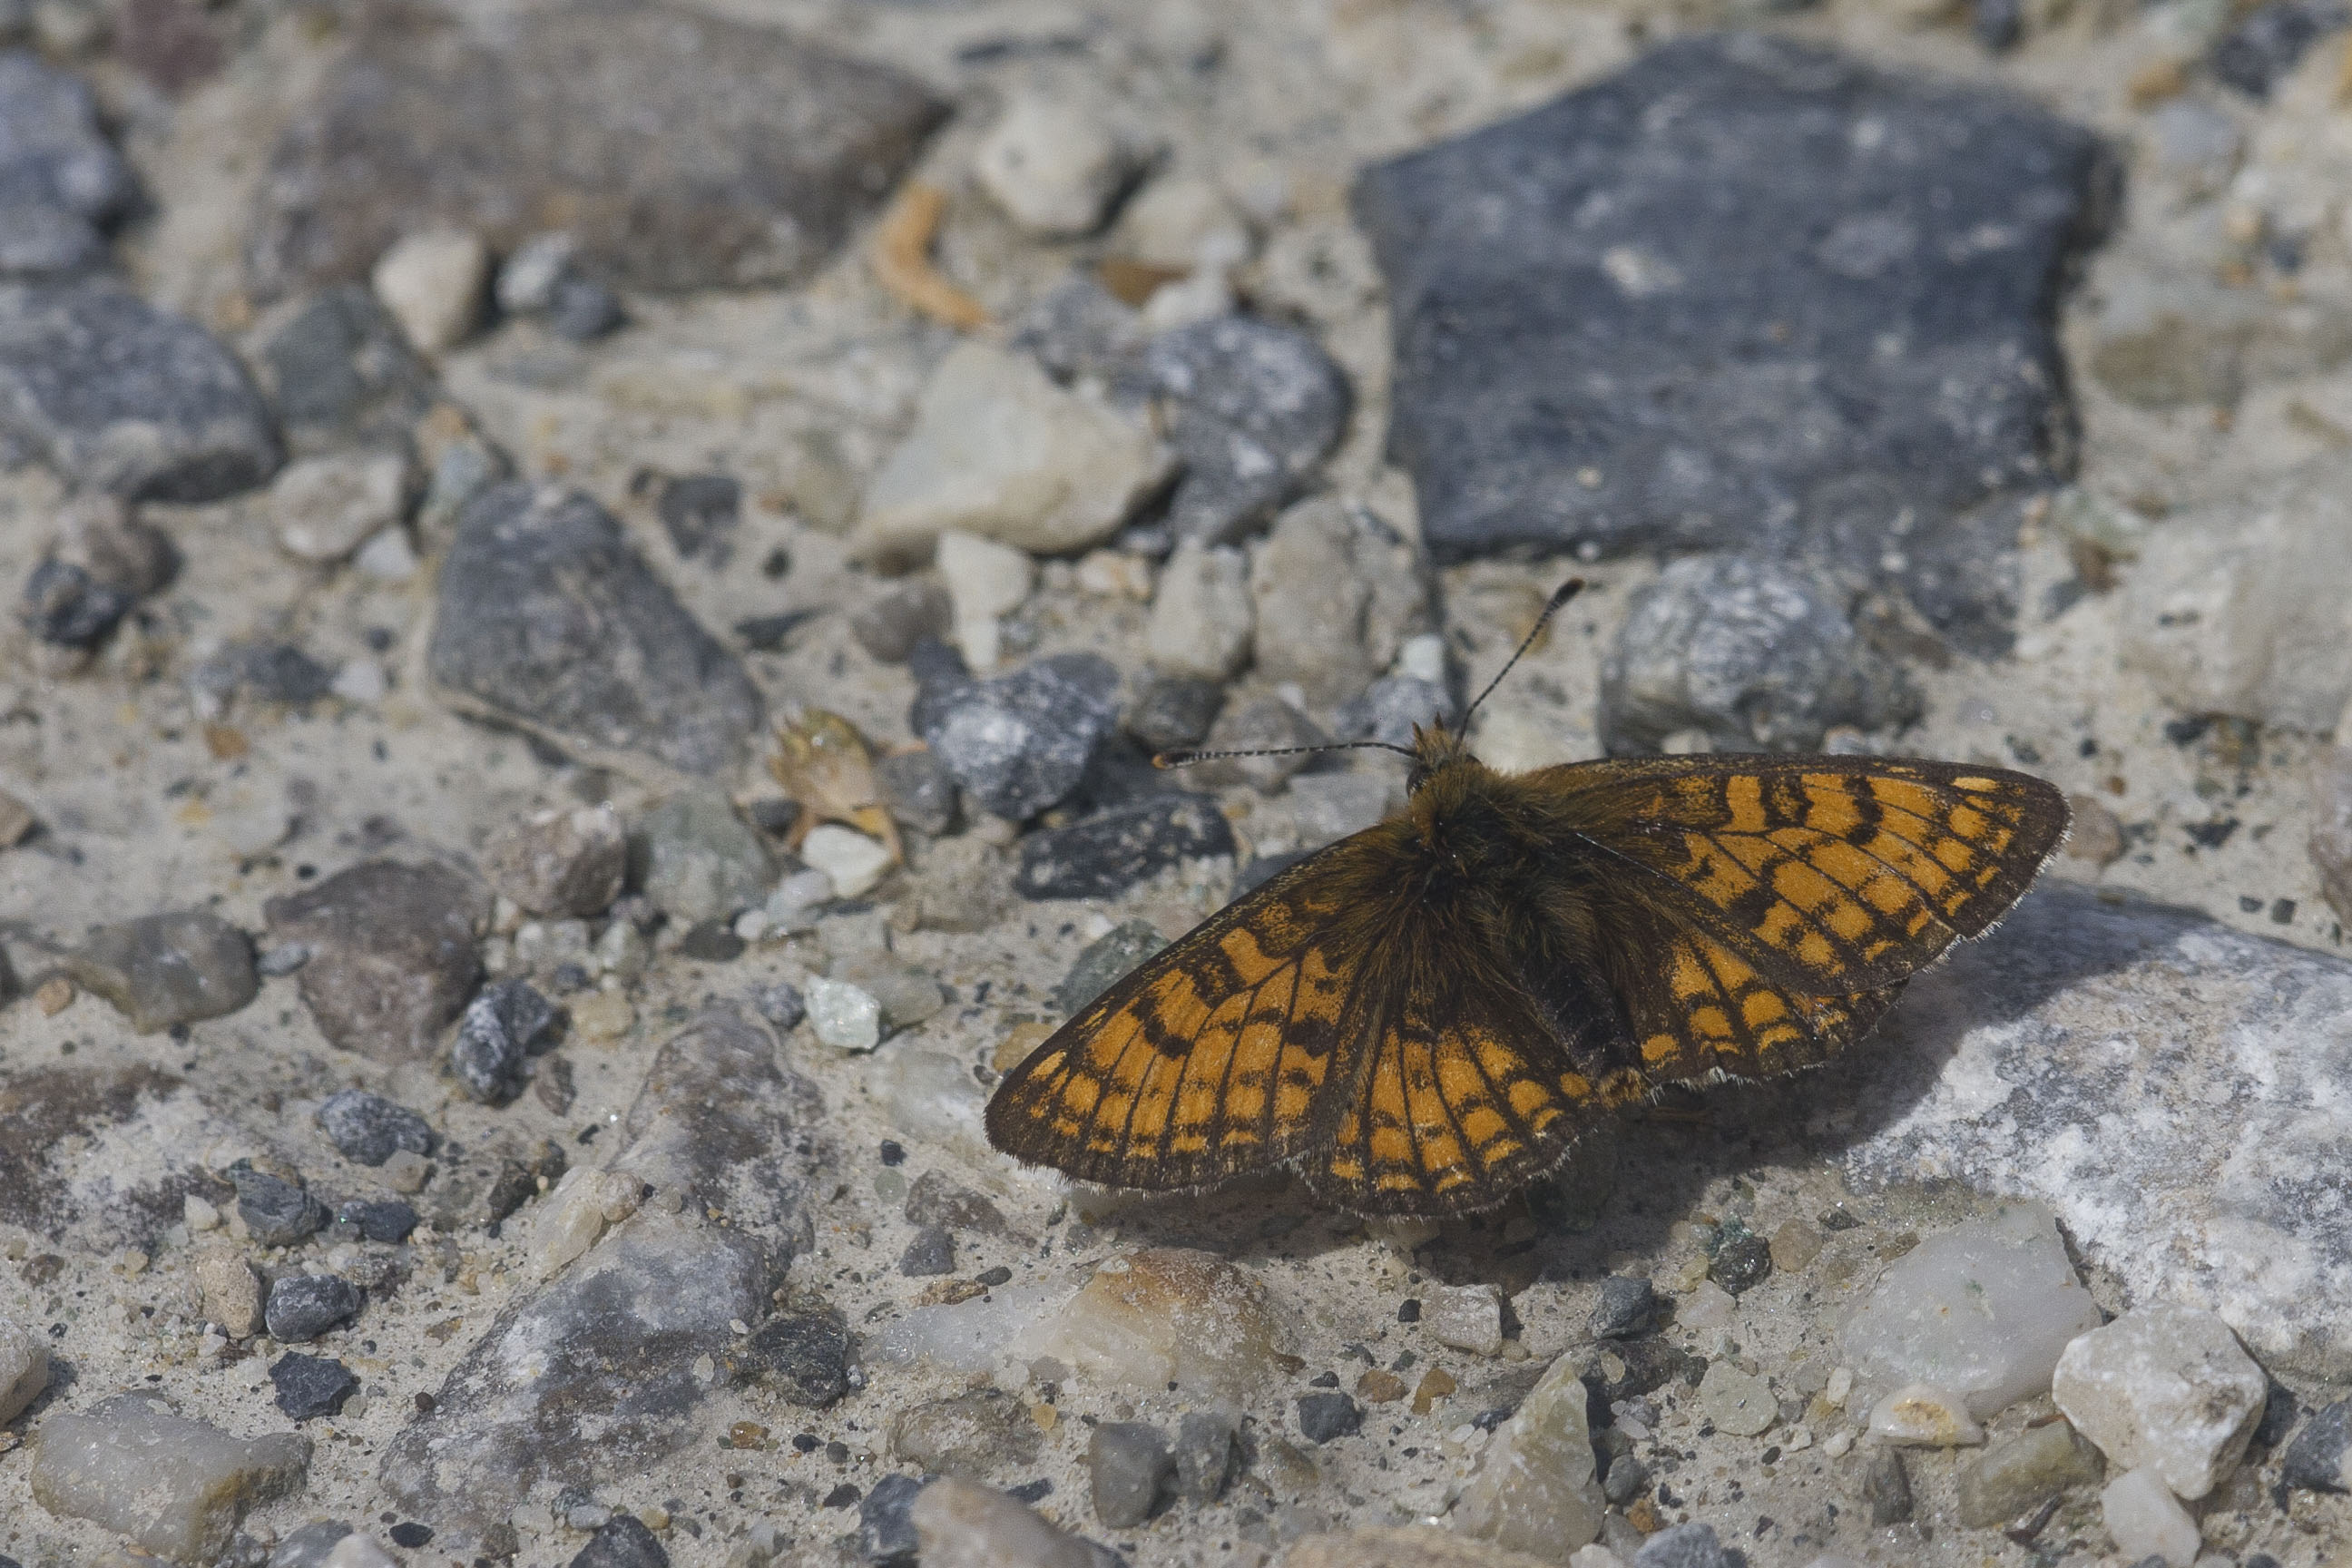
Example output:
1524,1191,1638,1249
379,1008,823,1550
29,1392,309,1563
68,911,257,1034
1354,33,2110,654
0,282,281,501
247,3,946,299
1842,884,2352,1381
0,50,136,276
428,483,763,779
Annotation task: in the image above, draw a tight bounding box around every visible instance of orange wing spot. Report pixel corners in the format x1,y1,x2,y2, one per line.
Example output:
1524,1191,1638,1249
1947,804,1986,840
1225,1083,1267,1125
1933,837,1975,873
1741,989,1788,1027
1824,898,1876,944
1369,1126,1414,1165
1864,828,1955,897
1274,1080,1313,1124
1862,872,1916,915
1690,1005,1734,1040
1725,774,1767,832
1477,1137,1524,1167
1795,931,1837,971
1869,777,1945,819
1642,1034,1681,1065
1377,1170,1425,1193
1802,784,1864,836
1170,1131,1209,1155
1328,1154,1365,1182
1769,856,1842,914
1507,1079,1553,1119
1950,775,2003,792
1557,1071,1595,1100
1461,1105,1509,1147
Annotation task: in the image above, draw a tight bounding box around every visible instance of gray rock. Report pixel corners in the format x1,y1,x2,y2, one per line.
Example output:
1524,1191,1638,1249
268,1352,358,1421
899,1225,956,1277
266,1522,354,1568
264,860,485,1062
740,1305,850,1408
21,558,130,647
1247,497,1429,708
1602,1454,1650,1504
2210,0,2348,96
0,51,134,277
850,580,952,664
752,982,806,1031
904,1171,1012,1239
1634,1522,1734,1568
1088,1421,1172,1528
1955,1419,2104,1527
1123,673,1224,755
68,911,257,1034
916,652,1122,821
1295,1392,1360,1443
1708,1231,1773,1296
547,277,624,342
250,285,436,455
1336,676,1456,751
1014,794,1237,900
875,749,958,837
633,791,775,924
190,642,337,714
0,1314,47,1423
1354,34,2109,643
0,282,281,500
330,1199,417,1245
655,473,739,564
380,1009,823,1550
1861,1444,1912,1524
429,484,764,778
480,804,627,919
1600,554,1919,754
569,1516,668,1568
314,1089,436,1167
1841,884,2352,1381
1145,314,1350,546
27,1392,309,1563
1054,919,1167,1017
248,5,946,298
889,1389,1042,1478
1171,1411,1240,1504
2313,749,2352,926
1014,273,1152,388
449,978,561,1104
229,1165,327,1248
264,1272,360,1342
2283,1401,2351,1492
1590,1276,1658,1340
859,1473,926,1566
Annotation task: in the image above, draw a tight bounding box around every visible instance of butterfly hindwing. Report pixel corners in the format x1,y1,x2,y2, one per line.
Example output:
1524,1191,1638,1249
1539,756,2067,995
1613,920,1906,1087
984,847,1365,1193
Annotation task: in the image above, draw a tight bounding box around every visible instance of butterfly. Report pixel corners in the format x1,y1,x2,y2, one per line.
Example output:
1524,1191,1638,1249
984,582,2069,1217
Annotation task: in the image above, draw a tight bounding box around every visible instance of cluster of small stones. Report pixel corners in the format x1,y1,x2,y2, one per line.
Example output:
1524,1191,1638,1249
0,1,2348,1567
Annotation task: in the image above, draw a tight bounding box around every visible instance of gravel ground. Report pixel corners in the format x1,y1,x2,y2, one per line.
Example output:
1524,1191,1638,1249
2,2,2351,1567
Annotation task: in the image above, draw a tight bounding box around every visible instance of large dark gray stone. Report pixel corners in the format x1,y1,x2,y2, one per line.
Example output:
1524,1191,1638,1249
250,285,437,456
379,1009,824,1550
0,283,281,500
428,484,763,778
1015,795,1237,901
264,860,486,1063
0,51,137,277
1146,314,1351,546
1354,34,2110,647
915,652,1122,822
247,3,947,299
68,911,258,1034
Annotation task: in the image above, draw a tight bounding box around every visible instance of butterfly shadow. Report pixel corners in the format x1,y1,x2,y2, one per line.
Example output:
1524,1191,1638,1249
1413,879,2200,1293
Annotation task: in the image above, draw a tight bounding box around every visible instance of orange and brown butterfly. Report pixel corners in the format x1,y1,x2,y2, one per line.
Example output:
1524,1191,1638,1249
984,581,2069,1217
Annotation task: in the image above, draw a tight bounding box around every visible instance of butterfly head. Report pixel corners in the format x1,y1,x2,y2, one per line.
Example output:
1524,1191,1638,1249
1405,720,1471,794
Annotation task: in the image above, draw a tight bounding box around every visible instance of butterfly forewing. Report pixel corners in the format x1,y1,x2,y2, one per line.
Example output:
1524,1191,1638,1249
1541,756,2068,995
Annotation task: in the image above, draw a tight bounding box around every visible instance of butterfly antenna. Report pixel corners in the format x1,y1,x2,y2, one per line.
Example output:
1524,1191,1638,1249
1463,577,1584,725
1154,739,1416,769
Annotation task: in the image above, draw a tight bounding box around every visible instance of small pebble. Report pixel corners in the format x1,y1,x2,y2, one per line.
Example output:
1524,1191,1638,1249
1590,1277,1656,1339
1172,1410,1240,1504
1861,1445,1912,1525
313,1090,435,1167
1088,1421,1173,1527
1707,1232,1772,1295
1867,1382,1984,1446
1425,1283,1504,1357
2282,1399,2352,1492
372,229,488,353
567,1514,669,1568
0,1316,49,1423
230,1165,327,1248
1954,1418,2105,1528
1295,1392,1360,1443
194,1247,263,1338
2102,1466,2200,1566
1633,1522,1734,1568
331,1200,418,1245
450,978,560,1103
858,1472,925,1565
1697,1359,1775,1437
752,982,805,1030
264,1273,361,1342
899,1226,956,1278
745,1307,851,1408
268,1353,358,1421
800,824,894,899
805,976,881,1052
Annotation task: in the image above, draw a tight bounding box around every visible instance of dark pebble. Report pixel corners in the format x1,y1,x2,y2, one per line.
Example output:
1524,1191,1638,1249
1633,1521,1735,1568
1708,1234,1773,1295
753,982,805,1029
2211,0,2349,97
1294,1392,1360,1443
897,1226,955,1278
905,1170,1010,1236
568,1514,669,1568
850,580,951,664
264,1272,362,1342
1591,1275,1659,1338
192,642,337,709
1123,673,1225,756
1583,1338,1694,1405
916,652,1122,821
822,1483,861,1509
387,1524,433,1550
230,1164,328,1248
548,277,624,341
1397,1298,1420,1323
1603,1452,1651,1504
2283,1399,2351,1492
266,859,486,1062
656,473,740,563
314,1089,436,1166
331,1199,418,1245
450,978,562,1103
747,797,802,837
1972,0,2023,50
22,560,133,648
269,1352,358,1420
975,1265,1013,1288
858,1473,926,1565
1053,919,1168,1018
1090,1421,1174,1528
1015,795,1236,901
1818,1207,1863,1231
878,1139,905,1166
674,920,746,962
744,1306,851,1408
